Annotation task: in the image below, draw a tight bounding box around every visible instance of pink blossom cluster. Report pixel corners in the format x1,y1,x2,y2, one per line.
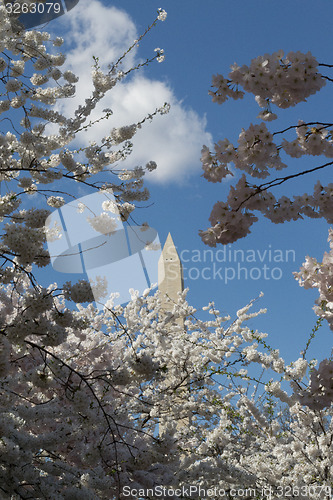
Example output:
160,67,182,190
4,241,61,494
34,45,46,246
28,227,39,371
210,50,325,110
282,121,333,158
200,178,333,245
202,122,286,183
201,50,333,245
294,229,333,328
298,359,333,410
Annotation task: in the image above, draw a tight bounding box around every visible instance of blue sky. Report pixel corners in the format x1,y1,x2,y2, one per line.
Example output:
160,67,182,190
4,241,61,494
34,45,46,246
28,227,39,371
35,0,333,364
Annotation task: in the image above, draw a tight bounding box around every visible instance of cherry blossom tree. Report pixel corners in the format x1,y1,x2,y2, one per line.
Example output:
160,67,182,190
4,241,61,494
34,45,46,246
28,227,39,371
194,46,333,500
200,50,333,246
2,2,333,499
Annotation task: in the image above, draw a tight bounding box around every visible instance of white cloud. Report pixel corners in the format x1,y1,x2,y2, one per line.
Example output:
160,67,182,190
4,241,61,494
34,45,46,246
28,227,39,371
53,0,212,183
60,1,138,72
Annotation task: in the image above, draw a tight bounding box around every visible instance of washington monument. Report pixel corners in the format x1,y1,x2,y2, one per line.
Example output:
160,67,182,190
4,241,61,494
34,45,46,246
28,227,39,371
158,233,187,433
158,232,184,316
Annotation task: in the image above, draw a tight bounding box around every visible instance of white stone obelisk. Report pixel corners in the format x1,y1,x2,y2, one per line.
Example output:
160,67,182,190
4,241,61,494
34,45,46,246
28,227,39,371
158,232,184,319
158,234,187,434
